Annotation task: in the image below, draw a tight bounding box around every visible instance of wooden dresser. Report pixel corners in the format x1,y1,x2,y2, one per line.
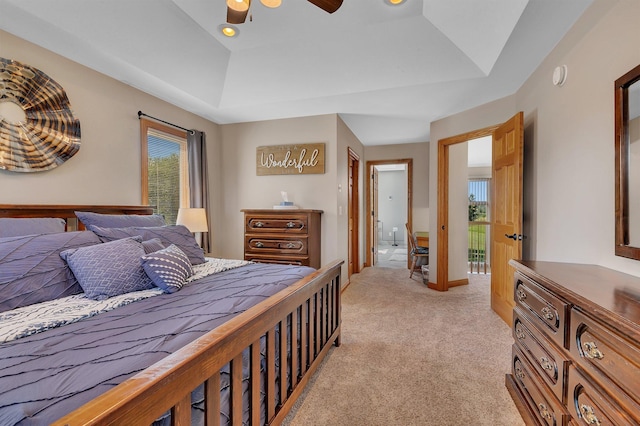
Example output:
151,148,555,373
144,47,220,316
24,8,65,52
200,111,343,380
242,209,322,268
506,260,640,425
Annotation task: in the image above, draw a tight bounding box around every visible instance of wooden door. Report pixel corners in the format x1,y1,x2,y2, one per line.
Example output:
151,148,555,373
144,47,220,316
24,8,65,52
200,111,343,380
348,148,360,277
372,167,379,265
491,112,524,325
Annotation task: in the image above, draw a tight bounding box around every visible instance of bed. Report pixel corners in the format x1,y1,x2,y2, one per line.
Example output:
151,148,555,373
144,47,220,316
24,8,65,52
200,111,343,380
0,204,342,425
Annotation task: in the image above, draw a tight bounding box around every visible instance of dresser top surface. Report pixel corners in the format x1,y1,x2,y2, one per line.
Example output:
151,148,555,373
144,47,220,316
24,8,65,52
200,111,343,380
512,260,640,339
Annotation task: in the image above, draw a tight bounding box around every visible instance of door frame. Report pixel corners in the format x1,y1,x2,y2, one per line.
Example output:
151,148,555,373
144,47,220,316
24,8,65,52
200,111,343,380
435,125,499,292
347,147,360,278
365,158,413,268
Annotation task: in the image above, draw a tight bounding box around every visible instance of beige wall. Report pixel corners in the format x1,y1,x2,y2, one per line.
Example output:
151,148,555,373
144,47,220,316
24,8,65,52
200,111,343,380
0,30,225,253
428,0,640,281
220,114,351,278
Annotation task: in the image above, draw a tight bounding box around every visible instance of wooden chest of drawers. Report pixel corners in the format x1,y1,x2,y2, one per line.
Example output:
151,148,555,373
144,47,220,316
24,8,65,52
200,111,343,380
241,209,322,268
506,261,640,426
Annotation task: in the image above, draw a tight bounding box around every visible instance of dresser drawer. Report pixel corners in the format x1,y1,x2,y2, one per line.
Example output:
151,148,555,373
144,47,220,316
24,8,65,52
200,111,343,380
514,308,569,403
244,253,309,267
245,214,308,233
512,346,569,426
567,365,638,425
245,235,308,255
515,273,569,348
570,308,640,417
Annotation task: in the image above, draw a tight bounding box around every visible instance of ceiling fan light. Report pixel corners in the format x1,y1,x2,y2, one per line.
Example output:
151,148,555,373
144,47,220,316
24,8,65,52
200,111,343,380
260,0,281,8
384,0,406,5
227,0,250,12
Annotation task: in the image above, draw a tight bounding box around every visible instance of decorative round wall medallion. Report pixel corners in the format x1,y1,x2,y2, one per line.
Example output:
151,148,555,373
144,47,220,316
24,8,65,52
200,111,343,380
0,57,81,172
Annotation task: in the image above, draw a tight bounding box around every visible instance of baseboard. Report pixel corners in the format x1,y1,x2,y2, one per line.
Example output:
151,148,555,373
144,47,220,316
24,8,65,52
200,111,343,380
448,278,469,288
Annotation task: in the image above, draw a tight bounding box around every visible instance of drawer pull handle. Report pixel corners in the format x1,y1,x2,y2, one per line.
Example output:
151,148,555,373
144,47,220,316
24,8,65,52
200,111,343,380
515,325,526,341
286,221,296,228
541,306,555,321
538,403,552,421
255,242,264,248
516,289,527,302
582,341,604,360
515,365,525,380
539,357,553,371
579,404,601,426
254,221,264,228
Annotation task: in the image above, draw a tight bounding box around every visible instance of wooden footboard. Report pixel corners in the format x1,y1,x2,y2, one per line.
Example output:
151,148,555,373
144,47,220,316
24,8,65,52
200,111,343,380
53,259,343,426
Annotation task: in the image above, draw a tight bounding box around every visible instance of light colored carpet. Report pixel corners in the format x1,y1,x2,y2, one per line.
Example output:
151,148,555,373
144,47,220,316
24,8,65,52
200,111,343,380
388,254,407,262
283,269,524,426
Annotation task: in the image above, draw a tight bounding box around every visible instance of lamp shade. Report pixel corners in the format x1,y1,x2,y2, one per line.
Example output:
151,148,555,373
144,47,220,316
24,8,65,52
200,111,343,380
176,208,208,233
227,0,250,12
261,0,282,7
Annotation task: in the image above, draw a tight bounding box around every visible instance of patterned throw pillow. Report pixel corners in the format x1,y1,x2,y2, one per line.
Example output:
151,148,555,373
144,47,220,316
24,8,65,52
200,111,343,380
60,236,154,300
141,244,194,293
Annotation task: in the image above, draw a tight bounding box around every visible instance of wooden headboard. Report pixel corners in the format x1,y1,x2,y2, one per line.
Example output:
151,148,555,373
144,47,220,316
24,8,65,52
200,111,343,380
0,204,154,231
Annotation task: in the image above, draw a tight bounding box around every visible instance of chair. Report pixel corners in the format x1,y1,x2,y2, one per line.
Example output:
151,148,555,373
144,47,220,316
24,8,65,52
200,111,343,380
405,223,429,279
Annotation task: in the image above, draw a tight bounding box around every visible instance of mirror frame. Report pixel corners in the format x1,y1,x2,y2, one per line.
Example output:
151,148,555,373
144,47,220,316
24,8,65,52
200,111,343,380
615,64,640,260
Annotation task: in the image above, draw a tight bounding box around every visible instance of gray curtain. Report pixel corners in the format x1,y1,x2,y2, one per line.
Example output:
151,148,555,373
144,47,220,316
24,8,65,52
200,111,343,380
187,130,210,254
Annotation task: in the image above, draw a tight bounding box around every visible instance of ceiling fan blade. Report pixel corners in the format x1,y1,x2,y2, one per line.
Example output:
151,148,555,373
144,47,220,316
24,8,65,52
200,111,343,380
307,0,343,14
227,7,249,24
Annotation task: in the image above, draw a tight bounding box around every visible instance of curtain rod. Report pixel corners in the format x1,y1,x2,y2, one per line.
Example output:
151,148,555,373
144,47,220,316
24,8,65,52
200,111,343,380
137,111,194,134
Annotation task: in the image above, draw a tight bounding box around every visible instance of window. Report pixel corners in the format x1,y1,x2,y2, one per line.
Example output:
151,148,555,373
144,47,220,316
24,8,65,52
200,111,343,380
140,120,188,225
468,179,489,222
468,178,490,273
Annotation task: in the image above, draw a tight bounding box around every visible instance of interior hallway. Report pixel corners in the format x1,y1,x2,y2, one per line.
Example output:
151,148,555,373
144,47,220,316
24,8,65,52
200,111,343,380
374,240,408,269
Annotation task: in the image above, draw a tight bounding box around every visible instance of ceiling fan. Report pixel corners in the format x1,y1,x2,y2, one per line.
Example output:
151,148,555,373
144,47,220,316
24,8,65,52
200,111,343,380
227,0,344,24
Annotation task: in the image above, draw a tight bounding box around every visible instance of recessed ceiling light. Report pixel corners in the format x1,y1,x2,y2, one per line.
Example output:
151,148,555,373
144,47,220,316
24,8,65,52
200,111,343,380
219,24,240,38
384,0,406,5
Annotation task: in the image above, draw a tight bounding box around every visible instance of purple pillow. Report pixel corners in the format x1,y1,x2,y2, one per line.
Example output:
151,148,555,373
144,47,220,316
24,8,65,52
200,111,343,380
88,225,206,265
0,231,103,312
141,244,193,293
60,236,154,301
142,238,165,254
0,217,66,238
75,211,165,228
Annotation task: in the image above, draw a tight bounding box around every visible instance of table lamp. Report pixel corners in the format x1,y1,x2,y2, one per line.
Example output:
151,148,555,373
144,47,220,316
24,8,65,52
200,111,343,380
176,208,208,246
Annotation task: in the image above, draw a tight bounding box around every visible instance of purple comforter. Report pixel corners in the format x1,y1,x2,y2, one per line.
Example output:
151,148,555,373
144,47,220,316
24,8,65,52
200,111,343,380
0,262,314,425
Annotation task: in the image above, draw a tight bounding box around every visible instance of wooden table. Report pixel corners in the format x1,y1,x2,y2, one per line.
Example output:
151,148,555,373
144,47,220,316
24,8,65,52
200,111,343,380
416,231,429,248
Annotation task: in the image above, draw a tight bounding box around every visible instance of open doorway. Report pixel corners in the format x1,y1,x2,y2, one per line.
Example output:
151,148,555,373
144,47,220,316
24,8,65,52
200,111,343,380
467,136,492,276
435,113,524,325
365,159,413,269
435,124,498,291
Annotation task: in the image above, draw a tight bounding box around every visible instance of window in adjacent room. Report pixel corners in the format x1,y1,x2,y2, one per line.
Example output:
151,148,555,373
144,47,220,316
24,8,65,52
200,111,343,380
468,178,490,273
140,119,188,225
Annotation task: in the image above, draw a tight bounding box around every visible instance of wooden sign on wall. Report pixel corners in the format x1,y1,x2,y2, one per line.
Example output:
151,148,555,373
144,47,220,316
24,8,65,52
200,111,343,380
256,143,325,175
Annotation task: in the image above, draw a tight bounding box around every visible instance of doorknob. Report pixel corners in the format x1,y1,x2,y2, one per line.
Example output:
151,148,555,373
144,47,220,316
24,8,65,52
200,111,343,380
505,233,526,241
